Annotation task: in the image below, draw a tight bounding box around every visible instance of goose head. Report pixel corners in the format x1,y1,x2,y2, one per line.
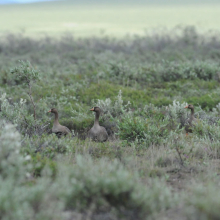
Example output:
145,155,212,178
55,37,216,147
48,108,58,114
184,104,194,110
90,106,101,113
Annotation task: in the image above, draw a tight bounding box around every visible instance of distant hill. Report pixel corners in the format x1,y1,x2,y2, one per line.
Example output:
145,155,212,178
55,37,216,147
1,0,219,5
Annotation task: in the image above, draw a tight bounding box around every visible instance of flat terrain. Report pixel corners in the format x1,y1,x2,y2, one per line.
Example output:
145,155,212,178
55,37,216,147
1,28,220,219
0,1,220,37
0,1,220,219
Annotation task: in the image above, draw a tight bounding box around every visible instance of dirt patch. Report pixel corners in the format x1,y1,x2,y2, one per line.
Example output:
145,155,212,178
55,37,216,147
166,167,198,192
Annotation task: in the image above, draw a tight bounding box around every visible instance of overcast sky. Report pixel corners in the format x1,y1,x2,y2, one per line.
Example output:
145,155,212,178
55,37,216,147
0,0,54,4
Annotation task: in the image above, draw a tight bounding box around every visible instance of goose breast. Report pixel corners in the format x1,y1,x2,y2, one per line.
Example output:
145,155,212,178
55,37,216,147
88,125,108,142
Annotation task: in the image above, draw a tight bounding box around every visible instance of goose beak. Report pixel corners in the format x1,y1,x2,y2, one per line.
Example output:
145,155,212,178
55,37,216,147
90,107,94,111
184,105,188,108
48,110,51,112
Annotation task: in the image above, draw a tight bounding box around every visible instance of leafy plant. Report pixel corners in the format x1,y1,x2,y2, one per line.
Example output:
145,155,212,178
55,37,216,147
11,60,40,120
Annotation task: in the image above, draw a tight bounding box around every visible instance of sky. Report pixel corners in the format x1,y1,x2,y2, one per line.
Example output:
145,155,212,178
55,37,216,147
0,0,54,4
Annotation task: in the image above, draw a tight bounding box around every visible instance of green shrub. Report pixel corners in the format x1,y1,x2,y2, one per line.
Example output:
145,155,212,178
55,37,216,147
142,117,169,147
106,61,220,86
160,61,219,82
118,111,169,147
118,113,146,142
186,91,220,110
30,153,57,177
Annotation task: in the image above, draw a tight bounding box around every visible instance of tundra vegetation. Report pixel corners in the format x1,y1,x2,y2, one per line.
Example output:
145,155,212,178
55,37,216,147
0,26,220,220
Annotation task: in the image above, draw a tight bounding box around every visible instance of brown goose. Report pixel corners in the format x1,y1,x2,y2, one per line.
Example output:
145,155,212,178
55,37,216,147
88,107,108,142
48,108,71,138
184,104,197,135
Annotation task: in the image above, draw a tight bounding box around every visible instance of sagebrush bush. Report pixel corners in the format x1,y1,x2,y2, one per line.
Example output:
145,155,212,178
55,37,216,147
186,182,220,220
0,120,63,220
56,155,175,219
0,93,50,136
0,120,25,180
107,61,220,86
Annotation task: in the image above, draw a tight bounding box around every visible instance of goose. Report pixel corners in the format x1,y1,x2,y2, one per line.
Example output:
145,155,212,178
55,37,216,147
48,108,71,138
184,104,197,135
88,107,108,142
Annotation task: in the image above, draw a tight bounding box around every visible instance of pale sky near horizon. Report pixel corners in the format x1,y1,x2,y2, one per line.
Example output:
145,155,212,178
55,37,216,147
0,0,54,4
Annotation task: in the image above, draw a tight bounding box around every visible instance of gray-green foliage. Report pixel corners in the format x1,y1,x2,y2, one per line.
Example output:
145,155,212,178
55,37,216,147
0,121,62,220
92,90,130,120
72,90,130,121
0,93,27,129
56,155,175,219
1,28,220,219
118,101,187,147
10,60,44,129
11,60,40,84
24,133,73,157
118,112,170,147
0,120,176,220
0,121,24,180
186,182,220,220
0,93,50,136
107,61,220,85
118,112,146,143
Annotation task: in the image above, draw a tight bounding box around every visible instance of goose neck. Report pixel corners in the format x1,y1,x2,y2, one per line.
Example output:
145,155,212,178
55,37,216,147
54,112,59,125
94,111,100,125
190,108,194,120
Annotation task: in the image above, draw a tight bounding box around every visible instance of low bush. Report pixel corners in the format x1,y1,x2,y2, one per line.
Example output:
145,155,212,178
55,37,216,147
118,111,169,147
118,113,146,143
0,120,63,219
57,155,175,219
0,93,50,136
186,182,220,220
0,120,25,180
